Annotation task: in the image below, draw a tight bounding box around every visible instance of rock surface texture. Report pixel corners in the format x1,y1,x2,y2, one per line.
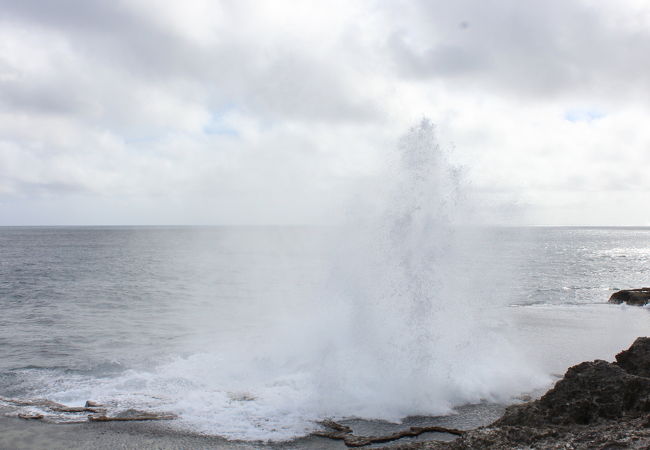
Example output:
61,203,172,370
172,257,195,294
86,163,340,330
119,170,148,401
386,337,650,449
608,288,650,306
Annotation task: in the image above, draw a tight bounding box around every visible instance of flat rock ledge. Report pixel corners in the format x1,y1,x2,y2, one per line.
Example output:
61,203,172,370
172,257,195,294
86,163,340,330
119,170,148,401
609,288,650,306
386,337,650,449
0,397,176,424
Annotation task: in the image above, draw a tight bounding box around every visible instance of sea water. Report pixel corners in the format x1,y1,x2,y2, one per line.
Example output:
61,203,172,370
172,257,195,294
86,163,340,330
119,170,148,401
0,226,649,440
1,122,649,440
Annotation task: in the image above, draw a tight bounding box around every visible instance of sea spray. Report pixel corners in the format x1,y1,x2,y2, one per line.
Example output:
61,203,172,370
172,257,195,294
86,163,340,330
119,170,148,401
311,119,547,420
2,120,550,440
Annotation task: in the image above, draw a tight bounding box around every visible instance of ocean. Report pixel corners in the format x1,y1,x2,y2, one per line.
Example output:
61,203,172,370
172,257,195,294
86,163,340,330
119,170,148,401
0,226,649,444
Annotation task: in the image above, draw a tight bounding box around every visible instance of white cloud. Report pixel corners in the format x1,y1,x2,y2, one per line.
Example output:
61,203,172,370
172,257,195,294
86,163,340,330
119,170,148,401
0,0,649,225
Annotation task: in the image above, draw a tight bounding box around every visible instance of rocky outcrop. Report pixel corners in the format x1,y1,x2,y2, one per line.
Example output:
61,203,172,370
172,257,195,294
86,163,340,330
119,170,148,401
496,362,650,427
403,416,650,450
616,337,650,377
388,337,650,449
314,420,465,447
609,288,650,306
0,396,175,424
88,409,177,422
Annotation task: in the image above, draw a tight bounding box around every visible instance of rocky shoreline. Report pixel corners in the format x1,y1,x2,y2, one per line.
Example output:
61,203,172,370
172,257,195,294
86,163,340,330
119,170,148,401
3,292,648,449
386,337,650,449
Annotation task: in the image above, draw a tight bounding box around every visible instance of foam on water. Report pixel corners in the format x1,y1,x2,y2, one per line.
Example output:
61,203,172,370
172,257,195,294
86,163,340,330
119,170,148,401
2,120,552,440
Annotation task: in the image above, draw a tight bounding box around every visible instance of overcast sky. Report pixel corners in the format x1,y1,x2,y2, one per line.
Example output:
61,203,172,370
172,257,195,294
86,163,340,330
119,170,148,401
1,0,649,226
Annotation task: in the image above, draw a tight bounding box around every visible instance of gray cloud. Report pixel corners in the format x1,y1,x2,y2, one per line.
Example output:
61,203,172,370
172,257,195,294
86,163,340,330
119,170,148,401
0,0,378,128
382,0,650,100
1,0,649,225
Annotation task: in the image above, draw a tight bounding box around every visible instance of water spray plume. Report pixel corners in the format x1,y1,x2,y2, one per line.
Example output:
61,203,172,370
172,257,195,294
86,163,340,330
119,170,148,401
1,120,548,441
312,118,545,422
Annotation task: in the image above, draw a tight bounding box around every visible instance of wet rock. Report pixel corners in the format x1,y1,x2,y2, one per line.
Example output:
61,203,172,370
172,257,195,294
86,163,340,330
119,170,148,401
497,360,650,427
84,400,103,407
88,409,177,422
0,396,103,414
314,420,464,447
49,405,103,413
385,337,650,449
399,418,650,450
615,337,650,378
608,288,650,306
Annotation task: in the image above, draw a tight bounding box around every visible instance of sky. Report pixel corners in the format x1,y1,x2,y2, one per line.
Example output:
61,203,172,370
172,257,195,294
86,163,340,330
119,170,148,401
1,0,650,226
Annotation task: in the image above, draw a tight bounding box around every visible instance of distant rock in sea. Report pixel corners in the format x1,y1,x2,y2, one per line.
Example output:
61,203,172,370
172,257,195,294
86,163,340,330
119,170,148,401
391,337,650,449
608,288,650,306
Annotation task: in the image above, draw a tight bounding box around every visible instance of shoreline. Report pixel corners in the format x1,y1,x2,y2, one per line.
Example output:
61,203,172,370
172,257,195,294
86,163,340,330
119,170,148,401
1,303,648,449
4,334,648,450
0,400,505,450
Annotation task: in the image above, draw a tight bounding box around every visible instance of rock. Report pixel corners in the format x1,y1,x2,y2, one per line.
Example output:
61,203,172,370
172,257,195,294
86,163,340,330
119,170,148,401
0,396,104,415
608,288,650,306
615,337,650,377
85,400,103,407
396,417,650,450
18,413,44,420
497,360,650,427
383,337,650,449
88,409,177,422
314,420,464,447
49,405,103,413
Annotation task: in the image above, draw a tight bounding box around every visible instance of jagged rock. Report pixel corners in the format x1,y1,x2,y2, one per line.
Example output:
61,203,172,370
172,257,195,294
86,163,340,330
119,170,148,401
392,417,650,450
608,288,650,306
497,360,650,427
383,337,650,449
615,337,650,377
497,336,650,430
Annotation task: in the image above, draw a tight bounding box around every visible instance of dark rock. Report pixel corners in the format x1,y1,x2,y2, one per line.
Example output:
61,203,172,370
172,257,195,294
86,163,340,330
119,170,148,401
497,360,650,427
384,337,650,449
313,420,464,447
403,418,650,449
615,337,650,378
608,288,650,306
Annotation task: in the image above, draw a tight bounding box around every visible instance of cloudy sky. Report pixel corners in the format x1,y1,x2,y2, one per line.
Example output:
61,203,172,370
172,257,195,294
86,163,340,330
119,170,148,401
1,0,649,226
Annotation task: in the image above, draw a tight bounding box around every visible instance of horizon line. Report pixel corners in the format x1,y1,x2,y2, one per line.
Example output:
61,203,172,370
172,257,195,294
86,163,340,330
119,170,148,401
1,224,649,229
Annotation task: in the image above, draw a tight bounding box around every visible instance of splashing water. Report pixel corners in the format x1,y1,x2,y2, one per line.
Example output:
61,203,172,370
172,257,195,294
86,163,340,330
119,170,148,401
309,119,545,420
2,120,548,441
